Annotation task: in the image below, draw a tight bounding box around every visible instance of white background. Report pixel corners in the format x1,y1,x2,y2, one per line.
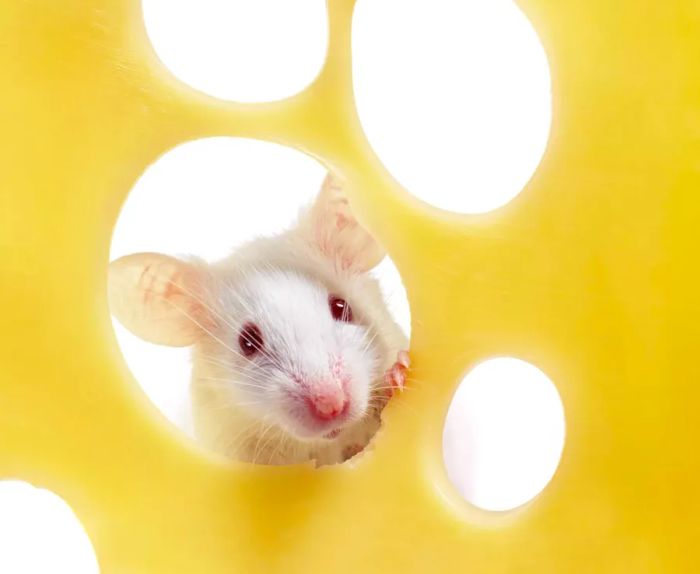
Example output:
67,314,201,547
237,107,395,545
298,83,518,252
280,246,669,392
0,1,564,571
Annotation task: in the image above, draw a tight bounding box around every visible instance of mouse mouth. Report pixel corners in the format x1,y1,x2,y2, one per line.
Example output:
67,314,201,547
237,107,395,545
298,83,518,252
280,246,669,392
282,404,355,442
281,376,368,441
323,428,343,440
281,379,357,440
291,415,351,441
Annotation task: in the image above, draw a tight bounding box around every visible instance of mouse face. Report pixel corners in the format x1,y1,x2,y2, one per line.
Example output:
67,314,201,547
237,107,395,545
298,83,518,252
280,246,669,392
208,270,380,441
108,173,408,463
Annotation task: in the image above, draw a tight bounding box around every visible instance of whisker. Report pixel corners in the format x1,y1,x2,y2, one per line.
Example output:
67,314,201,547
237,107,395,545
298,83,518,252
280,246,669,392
197,376,272,391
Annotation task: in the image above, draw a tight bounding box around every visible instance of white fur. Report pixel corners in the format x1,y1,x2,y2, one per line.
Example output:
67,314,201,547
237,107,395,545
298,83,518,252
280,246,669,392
110,175,408,465
191,229,406,465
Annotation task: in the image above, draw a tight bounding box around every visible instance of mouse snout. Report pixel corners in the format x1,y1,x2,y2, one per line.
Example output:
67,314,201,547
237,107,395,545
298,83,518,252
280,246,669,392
306,386,349,422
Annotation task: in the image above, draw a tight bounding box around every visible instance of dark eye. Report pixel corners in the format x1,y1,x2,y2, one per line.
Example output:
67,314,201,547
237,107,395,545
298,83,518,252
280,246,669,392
238,323,264,357
329,295,353,322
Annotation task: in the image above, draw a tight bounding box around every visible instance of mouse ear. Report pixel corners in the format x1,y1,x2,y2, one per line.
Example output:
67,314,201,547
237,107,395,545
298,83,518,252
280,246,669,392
108,253,211,347
301,173,386,272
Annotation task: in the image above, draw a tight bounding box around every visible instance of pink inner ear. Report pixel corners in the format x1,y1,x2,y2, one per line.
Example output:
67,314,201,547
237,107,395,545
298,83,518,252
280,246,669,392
339,254,355,271
139,263,184,304
173,269,213,329
307,174,385,273
110,252,214,347
335,212,350,229
314,215,375,272
161,272,180,300
139,259,212,329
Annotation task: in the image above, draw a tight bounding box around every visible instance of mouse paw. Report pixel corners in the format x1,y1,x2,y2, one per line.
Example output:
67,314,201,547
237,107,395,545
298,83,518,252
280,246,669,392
384,350,410,397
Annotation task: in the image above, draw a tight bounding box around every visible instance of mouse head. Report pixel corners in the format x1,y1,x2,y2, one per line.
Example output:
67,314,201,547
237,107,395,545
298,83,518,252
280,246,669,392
109,174,389,442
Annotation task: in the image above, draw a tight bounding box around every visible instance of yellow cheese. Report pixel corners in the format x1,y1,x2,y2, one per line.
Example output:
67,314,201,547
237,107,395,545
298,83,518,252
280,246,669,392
0,0,698,571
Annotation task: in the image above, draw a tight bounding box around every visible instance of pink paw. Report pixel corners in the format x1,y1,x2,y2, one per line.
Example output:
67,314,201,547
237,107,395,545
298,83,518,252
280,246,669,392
384,350,410,397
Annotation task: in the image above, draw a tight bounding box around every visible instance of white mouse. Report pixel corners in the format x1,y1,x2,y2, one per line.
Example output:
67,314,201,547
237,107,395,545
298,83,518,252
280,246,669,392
109,174,409,465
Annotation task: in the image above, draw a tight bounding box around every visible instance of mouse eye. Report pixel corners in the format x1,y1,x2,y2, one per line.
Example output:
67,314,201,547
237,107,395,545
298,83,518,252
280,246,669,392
239,323,264,357
329,296,353,323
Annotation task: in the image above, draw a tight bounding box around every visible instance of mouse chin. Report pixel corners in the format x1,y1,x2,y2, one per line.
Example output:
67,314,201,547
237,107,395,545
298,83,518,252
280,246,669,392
275,393,369,442
279,416,349,443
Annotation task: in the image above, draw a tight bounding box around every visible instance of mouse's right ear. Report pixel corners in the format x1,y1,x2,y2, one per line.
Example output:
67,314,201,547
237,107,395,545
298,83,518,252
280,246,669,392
108,253,211,347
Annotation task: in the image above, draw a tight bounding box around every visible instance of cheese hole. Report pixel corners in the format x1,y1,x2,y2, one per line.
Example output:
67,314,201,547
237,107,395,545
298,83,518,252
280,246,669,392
443,358,565,511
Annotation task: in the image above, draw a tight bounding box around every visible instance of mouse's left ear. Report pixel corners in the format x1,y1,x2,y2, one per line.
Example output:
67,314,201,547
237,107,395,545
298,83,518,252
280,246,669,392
300,173,386,272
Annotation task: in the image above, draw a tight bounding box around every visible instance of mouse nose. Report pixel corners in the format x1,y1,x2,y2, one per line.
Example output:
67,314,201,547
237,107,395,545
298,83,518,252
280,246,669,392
307,388,349,422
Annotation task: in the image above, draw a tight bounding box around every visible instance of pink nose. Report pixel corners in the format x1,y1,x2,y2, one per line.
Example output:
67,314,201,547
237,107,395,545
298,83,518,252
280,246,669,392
308,389,349,421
